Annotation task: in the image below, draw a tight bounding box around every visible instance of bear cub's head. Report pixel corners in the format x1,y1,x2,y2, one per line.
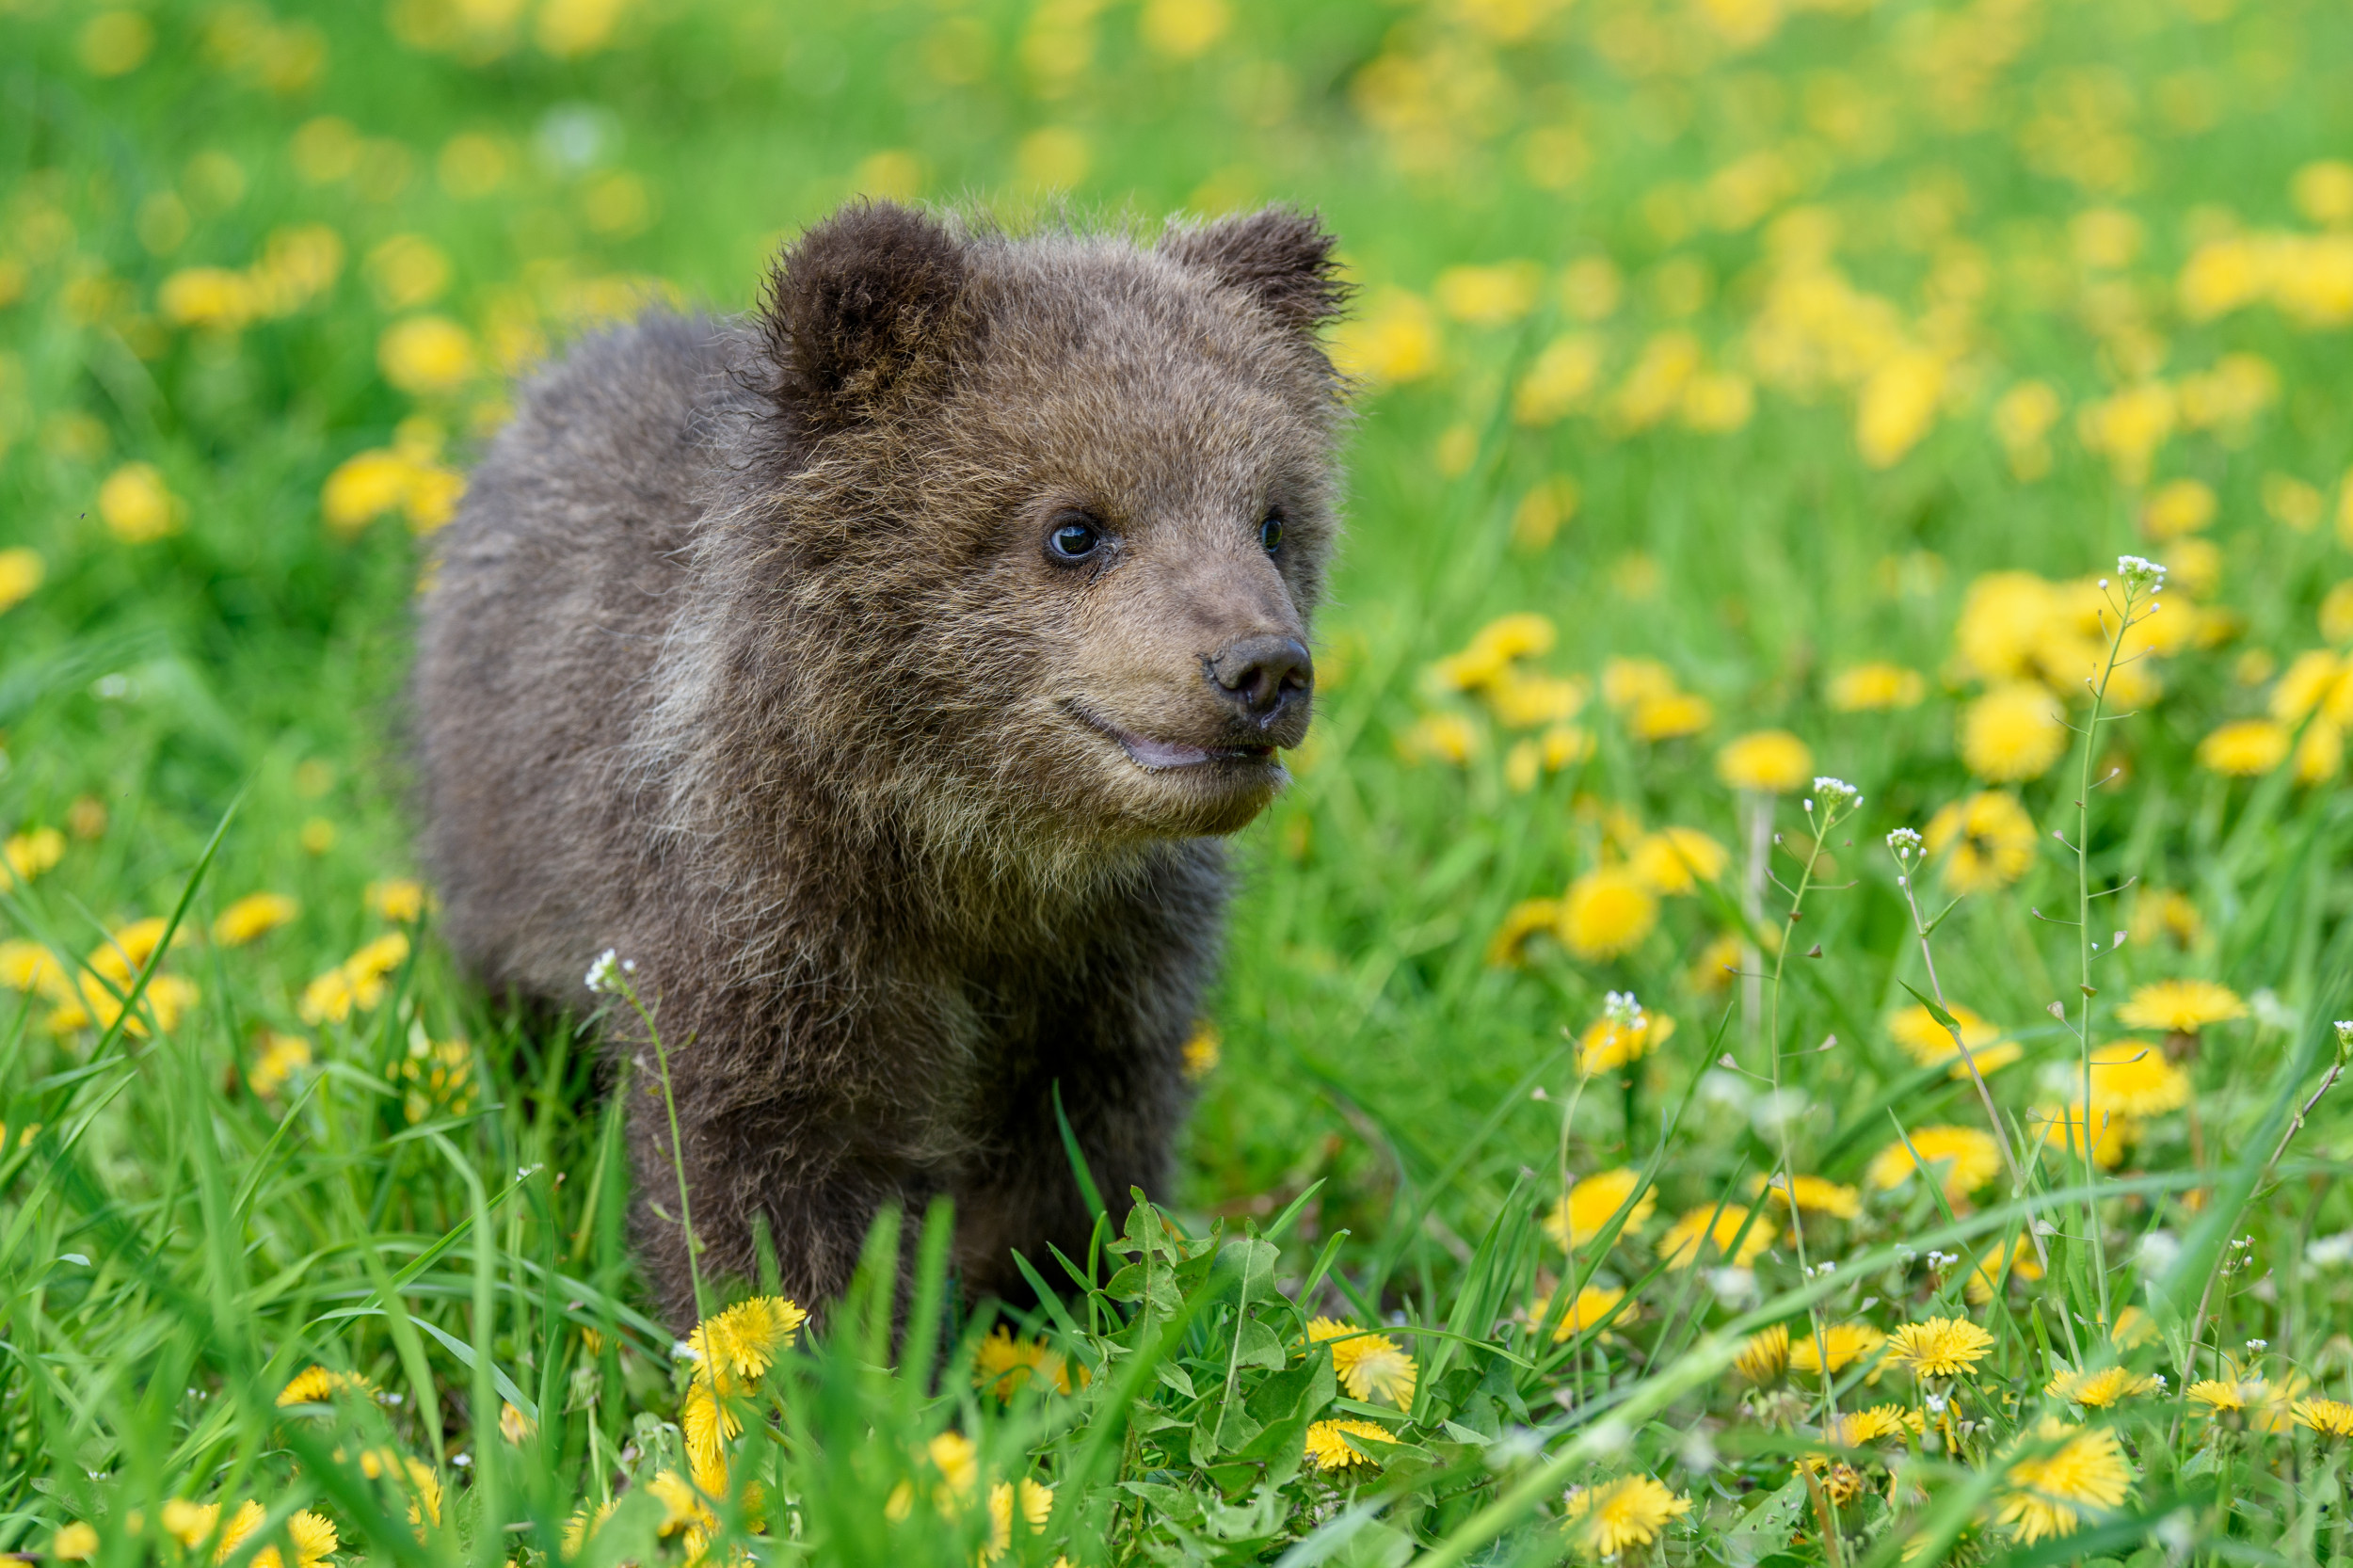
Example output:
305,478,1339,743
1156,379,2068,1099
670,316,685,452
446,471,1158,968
757,202,1350,846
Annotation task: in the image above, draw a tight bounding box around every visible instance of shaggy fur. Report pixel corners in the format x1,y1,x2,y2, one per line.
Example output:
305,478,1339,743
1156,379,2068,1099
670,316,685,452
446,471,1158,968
412,202,1348,1325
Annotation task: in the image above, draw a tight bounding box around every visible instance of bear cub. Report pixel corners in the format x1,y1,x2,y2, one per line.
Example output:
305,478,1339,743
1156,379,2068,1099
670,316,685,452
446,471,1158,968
412,202,1347,1325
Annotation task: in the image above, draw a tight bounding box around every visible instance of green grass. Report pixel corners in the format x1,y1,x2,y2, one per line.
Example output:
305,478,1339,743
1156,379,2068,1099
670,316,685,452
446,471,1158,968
8,0,2353,1561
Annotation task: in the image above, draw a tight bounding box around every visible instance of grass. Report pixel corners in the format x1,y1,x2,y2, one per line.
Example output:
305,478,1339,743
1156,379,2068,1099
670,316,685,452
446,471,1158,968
7,0,2353,1561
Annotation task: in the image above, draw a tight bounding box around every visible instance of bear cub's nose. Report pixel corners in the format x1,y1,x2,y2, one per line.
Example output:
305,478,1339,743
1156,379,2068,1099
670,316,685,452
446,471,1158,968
1207,634,1314,722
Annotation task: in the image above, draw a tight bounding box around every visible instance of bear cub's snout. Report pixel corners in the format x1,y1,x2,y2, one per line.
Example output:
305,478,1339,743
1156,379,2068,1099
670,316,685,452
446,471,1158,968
412,200,1349,1324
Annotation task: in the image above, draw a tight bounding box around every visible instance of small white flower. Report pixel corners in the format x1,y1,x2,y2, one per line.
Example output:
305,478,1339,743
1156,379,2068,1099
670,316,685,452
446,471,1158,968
1603,989,1645,1030
1812,776,1861,811
673,1339,700,1362
2245,1337,2268,1352
2117,554,2167,595
585,949,628,995
1886,826,1923,858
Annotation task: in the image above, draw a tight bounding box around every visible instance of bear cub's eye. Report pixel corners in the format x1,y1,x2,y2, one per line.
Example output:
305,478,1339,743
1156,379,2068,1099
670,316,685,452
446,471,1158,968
1046,513,1104,564
1259,509,1284,553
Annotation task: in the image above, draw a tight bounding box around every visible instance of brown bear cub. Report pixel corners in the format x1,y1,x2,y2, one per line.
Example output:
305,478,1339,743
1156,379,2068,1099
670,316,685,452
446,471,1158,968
412,202,1347,1326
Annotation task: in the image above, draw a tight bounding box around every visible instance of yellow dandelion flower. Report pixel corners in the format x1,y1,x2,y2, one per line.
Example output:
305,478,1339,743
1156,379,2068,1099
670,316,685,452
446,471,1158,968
2084,1040,2189,1115
1657,1204,1774,1271
1715,729,1813,792
1557,868,1657,959
1577,1010,1675,1075
1307,1318,1417,1407
1965,1238,2045,1304
1544,1167,1656,1251
2294,1399,2353,1438
162,1500,219,1551
1885,1317,1996,1380
1856,350,1945,469
98,461,182,544
2140,478,2217,540
1562,1475,1691,1558
4,825,66,885
1827,663,1926,712
159,267,257,330
276,1364,371,1406
1628,689,1712,740
2199,719,2291,776
1888,1001,2023,1077
972,1326,1085,1399
1923,791,2038,892
1626,827,1728,895
2116,979,2246,1033
500,1401,536,1444
321,450,416,536
379,316,477,395
680,1377,737,1478
1487,670,1586,729
1961,682,2068,782
1601,657,1677,709
1305,1417,1396,1471
1995,1419,2130,1544
368,878,427,921
1487,898,1562,966
984,1478,1053,1559
2187,1378,2251,1413
1398,711,1481,765
1436,261,1543,327
2272,649,2353,726
51,1523,99,1560
1790,1322,1885,1375
2108,1307,2157,1349
1328,289,1437,387
2047,1366,2156,1408
688,1295,808,1396
1180,1021,1220,1081
1829,1404,1924,1446
0,548,44,615
1530,1286,1629,1341
214,892,298,947
1736,1323,1790,1383
1750,1173,1862,1221
355,1447,442,1529
1866,1126,2001,1198
0,939,66,996
216,1500,339,1568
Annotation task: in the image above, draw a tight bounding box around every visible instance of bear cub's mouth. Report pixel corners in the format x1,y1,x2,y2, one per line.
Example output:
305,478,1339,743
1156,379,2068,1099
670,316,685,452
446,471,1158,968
1068,706,1279,772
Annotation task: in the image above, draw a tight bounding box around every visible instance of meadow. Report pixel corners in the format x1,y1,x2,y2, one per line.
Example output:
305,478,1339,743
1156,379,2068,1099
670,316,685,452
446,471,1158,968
6,0,2353,1561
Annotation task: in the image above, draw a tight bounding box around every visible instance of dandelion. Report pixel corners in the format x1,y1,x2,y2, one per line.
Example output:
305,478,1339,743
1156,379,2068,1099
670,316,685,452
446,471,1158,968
687,1295,808,1396
1307,1317,1417,1407
1865,1126,2001,1199
1888,1002,2021,1076
1530,1285,1629,1340
2294,1399,2353,1438
1628,690,1712,740
1827,662,1926,711
1398,711,1481,764
248,1032,313,1098
2084,1040,2190,1115
1544,1167,1656,1248
1716,729,1813,792
1923,791,2039,892
368,878,426,921
1965,1238,2045,1304
1626,826,1728,894
276,1365,372,1405
1561,1476,1691,1558
972,1326,1086,1398
1601,657,1678,709
1995,1419,2130,1544
213,892,298,946
2046,1366,2156,1407
300,933,411,1024
1749,1172,1862,1220
98,461,181,544
2187,1378,2252,1414
1789,1322,1885,1374
984,1479,1054,1559
52,1523,99,1560
379,316,477,395
2116,979,2247,1033
1556,868,1658,959
1486,898,1561,965
1577,1009,1675,1074
1885,1317,1996,1380
4,825,66,885
1180,1021,1220,1080
1961,682,2068,782
2199,718,2291,776
0,548,43,614
1329,289,1438,387
213,1501,339,1568
1735,1323,1790,1382
1305,1417,1396,1471
1656,1204,1774,1271
1829,1404,1924,1445
2140,478,2217,539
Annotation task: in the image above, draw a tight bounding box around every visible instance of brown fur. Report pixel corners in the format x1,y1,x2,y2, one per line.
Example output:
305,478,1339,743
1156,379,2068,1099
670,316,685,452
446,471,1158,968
411,203,1347,1325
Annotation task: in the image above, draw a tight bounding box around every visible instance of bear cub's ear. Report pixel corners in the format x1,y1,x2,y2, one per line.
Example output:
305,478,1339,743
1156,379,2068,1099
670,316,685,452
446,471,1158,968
762,201,971,430
1160,206,1349,335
